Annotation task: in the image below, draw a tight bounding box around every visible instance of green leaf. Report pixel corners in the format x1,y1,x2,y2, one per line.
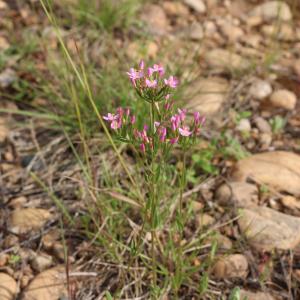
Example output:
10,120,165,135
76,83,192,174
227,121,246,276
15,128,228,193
229,287,242,300
105,291,113,300
199,273,209,295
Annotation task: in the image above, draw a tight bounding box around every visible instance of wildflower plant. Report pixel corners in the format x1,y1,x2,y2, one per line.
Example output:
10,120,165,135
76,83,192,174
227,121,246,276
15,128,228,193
103,60,205,293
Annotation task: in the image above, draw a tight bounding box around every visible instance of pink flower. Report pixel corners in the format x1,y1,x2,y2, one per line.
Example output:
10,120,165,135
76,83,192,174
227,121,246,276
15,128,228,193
139,60,145,70
130,115,136,124
148,64,165,77
193,111,200,124
164,100,173,111
133,129,140,138
111,119,122,130
127,68,143,86
145,79,157,88
170,137,179,144
200,115,206,126
103,113,118,121
178,108,187,122
117,107,124,118
164,76,179,88
171,115,180,131
154,121,160,127
159,127,167,142
141,128,149,143
125,108,130,116
140,143,146,153
179,126,192,136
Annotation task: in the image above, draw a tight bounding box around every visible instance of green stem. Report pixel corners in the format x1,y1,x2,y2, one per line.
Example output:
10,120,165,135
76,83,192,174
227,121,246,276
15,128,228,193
150,100,157,289
175,149,187,295
179,150,186,217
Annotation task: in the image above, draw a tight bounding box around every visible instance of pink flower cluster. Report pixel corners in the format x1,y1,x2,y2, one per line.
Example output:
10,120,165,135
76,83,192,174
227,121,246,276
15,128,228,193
103,107,136,130
103,60,205,154
103,107,205,153
126,60,179,95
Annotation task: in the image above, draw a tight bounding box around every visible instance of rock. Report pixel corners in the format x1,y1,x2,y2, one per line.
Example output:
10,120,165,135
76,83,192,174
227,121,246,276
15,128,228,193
184,0,206,13
262,24,293,41
3,235,19,248
239,290,275,300
42,230,60,250
19,249,35,262
22,267,67,300
249,1,292,23
163,1,189,17
8,208,52,235
0,254,9,267
197,214,215,227
232,151,300,196
147,41,159,58
254,117,271,133
126,41,158,60
203,21,217,36
141,5,169,35
0,273,18,300
216,234,233,250
219,21,244,42
228,0,251,17
237,119,251,132
0,68,17,88
246,15,263,27
205,234,233,250
212,254,248,279
53,243,65,261
188,23,204,40
243,34,262,48
190,200,204,213
269,89,297,110
0,120,9,143
20,276,31,289
42,27,61,49
281,195,300,210
0,36,9,50
205,49,249,71
293,60,300,77
31,254,53,273
249,80,272,100
215,182,258,208
238,206,300,251
8,196,27,209
186,77,229,115
259,133,272,149
0,1,8,9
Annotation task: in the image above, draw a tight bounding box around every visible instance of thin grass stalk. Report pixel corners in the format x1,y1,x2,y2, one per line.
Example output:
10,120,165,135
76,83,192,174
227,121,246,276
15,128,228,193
40,0,143,205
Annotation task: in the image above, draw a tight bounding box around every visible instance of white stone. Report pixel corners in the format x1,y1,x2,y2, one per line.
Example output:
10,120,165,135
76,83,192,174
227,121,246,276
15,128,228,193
31,254,53,273
0,273,18,300
186,77,229,115
249,1,292,22
188,23,204,40
213,254,248,279
254,117,272,133
232,151,300,196
237,119,251,132
184,0,206,13
269,89,297,110
205,49,249,71
249,80,272,100
0,68,17,88
238,207,300,251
